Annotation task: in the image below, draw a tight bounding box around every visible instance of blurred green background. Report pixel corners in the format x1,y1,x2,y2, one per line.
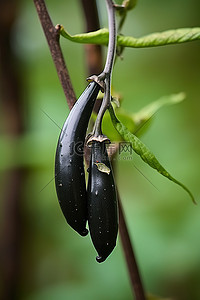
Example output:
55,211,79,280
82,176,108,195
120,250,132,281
0,0,200,299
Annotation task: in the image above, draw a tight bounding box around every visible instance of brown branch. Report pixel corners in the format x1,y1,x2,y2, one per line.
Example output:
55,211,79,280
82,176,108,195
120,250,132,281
80,0,103,115
80,0,104,165
33,0,76,109
118,190,146,300
80,0,103,76
0,1,24,298
1,170,23,300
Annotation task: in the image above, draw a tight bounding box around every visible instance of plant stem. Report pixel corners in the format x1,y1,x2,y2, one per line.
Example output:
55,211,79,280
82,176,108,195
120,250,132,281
80,0,103,77
93,0,116,137
118,191,146,300
80,0,103,116
103,0,117,75
33,0,76,109
80,0,104,166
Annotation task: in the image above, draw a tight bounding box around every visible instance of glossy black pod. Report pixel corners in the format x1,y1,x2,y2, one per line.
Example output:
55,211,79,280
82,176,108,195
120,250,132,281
87,141,118,262
55,82,100,236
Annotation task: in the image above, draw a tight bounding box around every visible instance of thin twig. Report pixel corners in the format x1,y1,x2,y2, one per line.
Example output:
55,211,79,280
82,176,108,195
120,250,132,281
93,0,117,137
103,0,116,75
33,0,76,109
118,190,146,300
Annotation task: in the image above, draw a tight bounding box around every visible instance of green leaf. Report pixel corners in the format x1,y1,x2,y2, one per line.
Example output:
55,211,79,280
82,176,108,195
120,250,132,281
102,93,185,140
95,163,110,175
117,27,200,48
60,26,200,48
60,26,109,45
102,110,136,142
108,104,196,204
133,92,186,128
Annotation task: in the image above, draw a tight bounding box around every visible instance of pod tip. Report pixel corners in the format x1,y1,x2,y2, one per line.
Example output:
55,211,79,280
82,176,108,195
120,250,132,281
96,255,107,263
80,228,88,237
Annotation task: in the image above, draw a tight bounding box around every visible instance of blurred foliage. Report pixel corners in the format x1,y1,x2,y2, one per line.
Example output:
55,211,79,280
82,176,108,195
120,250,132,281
109,102,195,203
1,0,200,299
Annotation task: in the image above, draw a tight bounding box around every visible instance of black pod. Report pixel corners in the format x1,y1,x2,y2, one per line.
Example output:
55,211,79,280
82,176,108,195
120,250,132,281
87,141,118,262
55,82,100,236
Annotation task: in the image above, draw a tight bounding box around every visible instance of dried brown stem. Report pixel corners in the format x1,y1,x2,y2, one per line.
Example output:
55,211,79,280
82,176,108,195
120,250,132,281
33,0,76,109
118,190,146,300
80,0,103,115
80,0,103,76
80,0,104,165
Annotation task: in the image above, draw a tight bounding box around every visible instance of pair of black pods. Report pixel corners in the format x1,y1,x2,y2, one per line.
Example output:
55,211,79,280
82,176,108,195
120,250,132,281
55,82,118,262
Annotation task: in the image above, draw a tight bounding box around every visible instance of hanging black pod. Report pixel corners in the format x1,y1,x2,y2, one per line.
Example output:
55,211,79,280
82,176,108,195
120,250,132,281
55,82,100,236
87,140,118,262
